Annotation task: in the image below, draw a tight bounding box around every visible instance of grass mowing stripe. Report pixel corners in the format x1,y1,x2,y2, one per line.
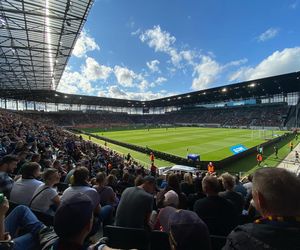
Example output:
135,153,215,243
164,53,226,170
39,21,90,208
86,127,284,161
80,134,172,168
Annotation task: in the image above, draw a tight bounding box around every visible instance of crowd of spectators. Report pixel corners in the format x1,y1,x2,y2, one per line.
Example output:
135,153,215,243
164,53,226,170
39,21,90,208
15,103,289,129
0,109,299,250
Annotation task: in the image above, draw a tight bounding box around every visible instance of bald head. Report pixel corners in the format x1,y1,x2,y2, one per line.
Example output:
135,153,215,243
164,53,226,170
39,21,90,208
252,167,300,217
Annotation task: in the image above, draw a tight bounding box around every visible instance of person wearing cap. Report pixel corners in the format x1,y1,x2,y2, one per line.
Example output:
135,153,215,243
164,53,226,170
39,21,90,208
115,175,155,230
159,206,211,250
10,162,43,206
0,155,18,198
223,168,300,250
50,193,97,250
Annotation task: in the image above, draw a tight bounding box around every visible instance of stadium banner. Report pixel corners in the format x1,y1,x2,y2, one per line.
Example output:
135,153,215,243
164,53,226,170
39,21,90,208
230,144,248,155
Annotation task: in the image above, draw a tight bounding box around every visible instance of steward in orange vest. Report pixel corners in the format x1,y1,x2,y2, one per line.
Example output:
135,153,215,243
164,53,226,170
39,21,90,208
207,162,215,174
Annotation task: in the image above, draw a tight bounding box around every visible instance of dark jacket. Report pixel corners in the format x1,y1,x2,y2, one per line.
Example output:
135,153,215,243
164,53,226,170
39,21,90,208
223,221,300,250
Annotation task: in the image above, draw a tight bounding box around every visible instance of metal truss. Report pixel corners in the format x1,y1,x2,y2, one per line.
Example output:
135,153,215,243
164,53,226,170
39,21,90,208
0,0,94,90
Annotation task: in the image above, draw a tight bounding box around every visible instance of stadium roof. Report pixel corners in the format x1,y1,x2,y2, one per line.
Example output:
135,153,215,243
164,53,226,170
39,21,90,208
0,0,94,90
0,71,299,108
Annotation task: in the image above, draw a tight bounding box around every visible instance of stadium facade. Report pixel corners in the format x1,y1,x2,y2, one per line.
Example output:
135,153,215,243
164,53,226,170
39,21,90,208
0,0,299,128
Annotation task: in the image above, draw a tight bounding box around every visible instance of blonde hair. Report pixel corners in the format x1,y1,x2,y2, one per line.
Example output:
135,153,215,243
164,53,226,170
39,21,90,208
184,173,193,185
220,172,235,190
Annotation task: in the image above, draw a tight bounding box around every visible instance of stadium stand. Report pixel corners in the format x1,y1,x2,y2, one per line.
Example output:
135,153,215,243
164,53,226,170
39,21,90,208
11,102,289,129
0,0,300,248
0,108,299,250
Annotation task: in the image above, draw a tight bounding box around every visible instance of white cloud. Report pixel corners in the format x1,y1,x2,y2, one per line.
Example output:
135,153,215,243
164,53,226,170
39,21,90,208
150,77,167,88
138,25,197,68
138,80,150,91
146,60,160,72
114,66,136,87
169,49,182,67
107,85,127,98
73,30,100,58
224,58,248,68
83,57,112,81
191,56,222,90
229,47,300,82
180,50,195,64
58,57,113,95
126,91,174,101
257,28,279,42
155,77,167,84
139,25,176,53
58,67,93,93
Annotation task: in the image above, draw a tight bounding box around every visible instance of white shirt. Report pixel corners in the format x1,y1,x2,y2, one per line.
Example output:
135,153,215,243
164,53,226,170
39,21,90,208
30,184,58,213
10,178,43,205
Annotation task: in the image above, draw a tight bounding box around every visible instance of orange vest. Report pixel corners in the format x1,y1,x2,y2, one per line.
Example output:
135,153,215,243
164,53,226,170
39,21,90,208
208,164,215,173
150,154,155,161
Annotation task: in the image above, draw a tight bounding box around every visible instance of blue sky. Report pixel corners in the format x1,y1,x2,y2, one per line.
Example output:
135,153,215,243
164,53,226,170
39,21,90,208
58,0,300,100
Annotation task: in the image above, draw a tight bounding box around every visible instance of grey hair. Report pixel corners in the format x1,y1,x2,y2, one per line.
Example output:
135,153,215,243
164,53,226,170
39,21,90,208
220,172,235,190
252,167,300,216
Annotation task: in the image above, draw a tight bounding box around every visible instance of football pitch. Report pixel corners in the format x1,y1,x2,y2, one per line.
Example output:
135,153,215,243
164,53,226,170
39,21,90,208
83,127,284,161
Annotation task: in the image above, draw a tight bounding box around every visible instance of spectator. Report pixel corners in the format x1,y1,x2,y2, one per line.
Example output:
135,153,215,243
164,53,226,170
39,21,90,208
0,155,18,198
10,162,43,205
106,174,117,192
243,174,253,195
150,162,157,177
158,206,211,250
0,200,44,250
153,190,179,230
219,173,244,216
224,168,300,249
193,171,202,193
51,193,97,250
157,174,188,209
180,173,195,197
116,172,132,195
93,172,118,207
233,174,247,199
61,167,113,228
115,175,155,229
30,168,61,214
193,175,237,236
31,153,41,164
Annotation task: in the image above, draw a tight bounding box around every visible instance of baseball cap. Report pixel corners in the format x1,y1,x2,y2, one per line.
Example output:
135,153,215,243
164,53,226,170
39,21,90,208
159,208,210,250
54,193,94,239
169,210,210,250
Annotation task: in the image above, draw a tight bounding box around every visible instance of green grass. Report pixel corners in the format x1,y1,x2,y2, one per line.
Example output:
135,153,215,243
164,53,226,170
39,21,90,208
84,127,284,161
222,136,298,175
80,134,172,168
79,127,295,174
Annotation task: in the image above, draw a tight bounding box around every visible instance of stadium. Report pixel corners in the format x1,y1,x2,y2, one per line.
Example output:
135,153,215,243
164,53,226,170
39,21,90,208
0,1,299,250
